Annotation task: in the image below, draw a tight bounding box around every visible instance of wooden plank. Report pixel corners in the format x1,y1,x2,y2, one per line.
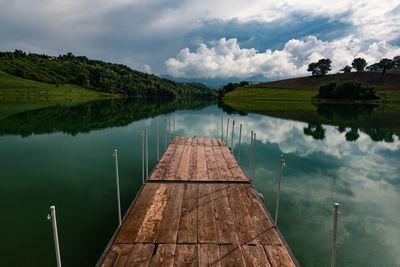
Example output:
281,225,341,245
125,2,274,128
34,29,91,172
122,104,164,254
219,245,246,267
237,184,277,246
125,243,155,266
164,144,185,180
115,183,159,243
135,184,170,242
150,145,176,180
156,184,185,243
195,146,208,181
174,245,198,266
264,245,296,267
100,244,132,267
198,244,221,267
188,144,197,180
226,185,259,245
242,244,272,267
213,146,234,181
149,244,176,266
176,145,192,180
212,184,239,244
204,146,220,181
220,147,247,181
178,184,198,244
197,184,218,243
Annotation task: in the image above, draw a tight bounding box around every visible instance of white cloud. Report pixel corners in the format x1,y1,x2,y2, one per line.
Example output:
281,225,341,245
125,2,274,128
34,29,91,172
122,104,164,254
166,36,400,79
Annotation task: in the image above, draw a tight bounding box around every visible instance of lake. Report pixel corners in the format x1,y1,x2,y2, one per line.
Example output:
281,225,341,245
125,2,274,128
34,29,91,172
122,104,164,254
0,98,399,266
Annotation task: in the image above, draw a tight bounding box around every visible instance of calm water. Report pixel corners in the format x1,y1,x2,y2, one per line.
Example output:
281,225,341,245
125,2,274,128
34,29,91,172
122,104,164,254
0,99,399,266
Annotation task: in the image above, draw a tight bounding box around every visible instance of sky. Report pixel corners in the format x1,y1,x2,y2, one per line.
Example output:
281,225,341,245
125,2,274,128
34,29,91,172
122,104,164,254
1,0,400,82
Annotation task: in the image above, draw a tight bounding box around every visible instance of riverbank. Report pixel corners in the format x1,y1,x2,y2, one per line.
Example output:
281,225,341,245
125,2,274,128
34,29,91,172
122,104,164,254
0,70,118,119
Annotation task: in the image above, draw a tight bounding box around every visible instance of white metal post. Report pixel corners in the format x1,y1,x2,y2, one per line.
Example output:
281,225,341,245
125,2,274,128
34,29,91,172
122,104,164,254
145,128,148,181
164,119,167,151
113,149,122,225
249,131,253,180
221,116,224,141
275,155,285,226
331,203,341,267
230,120,235,151
156,122,159,162
225,117,229,144
238,123,242,162
48,206,62,267
252,133,256,180
168,116,171,142
141,131,145,184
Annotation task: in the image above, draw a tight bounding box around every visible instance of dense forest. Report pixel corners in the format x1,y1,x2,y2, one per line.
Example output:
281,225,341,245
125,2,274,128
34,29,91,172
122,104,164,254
0,50,216,97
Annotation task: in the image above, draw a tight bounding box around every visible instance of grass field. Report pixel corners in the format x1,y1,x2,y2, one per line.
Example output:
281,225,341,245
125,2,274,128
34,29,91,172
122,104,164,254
0,71,117,119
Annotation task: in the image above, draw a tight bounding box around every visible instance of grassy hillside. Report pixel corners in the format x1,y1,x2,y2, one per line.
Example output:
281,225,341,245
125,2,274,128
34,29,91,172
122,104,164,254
253,71,400,91
0,70,116,119
0,50,216,97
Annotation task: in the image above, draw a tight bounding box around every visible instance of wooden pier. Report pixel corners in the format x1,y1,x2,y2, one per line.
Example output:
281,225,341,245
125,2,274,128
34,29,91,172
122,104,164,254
98,137,297,266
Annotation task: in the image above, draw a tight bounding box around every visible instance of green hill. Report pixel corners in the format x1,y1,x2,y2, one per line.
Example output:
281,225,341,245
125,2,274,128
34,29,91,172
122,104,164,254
0,50,216,97
253,71,400,91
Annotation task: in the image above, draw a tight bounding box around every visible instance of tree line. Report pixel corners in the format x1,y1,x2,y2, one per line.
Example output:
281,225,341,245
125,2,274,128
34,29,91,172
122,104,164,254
0,50,216,98
307,55,400,76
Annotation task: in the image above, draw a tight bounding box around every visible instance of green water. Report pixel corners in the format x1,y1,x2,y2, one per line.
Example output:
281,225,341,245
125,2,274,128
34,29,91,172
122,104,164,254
0,99,399,266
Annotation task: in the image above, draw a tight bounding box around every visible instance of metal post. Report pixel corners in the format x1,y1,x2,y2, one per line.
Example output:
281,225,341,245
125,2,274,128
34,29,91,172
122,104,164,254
221,116,224,141
275,155,285,225
145,128,149,181
164,119,167,152
141,131,145,184
156,122,159,162
173,113,176,137
230,120,235,151
331,203,341,267
48,206,62,267
225,117,229,144
238,123,242,162
252,133,256,180
249,131,253,180
168,116,171,142
113,149,122,225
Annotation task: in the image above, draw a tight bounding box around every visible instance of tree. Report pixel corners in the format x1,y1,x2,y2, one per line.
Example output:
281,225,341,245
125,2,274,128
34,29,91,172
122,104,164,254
378,58,394,75
351,58,367,72
307,58,332,76
341,65,352,73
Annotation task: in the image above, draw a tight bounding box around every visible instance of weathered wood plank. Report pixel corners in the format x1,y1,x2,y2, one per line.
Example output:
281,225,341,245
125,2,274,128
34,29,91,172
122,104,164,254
178,184,198,244
238,184,278,246
213,146,234,181
195,146,208,181
226,185,259,245
264,244,296,267
115,183,159,243
198,184,218,243
100,244,133,267
188,143,197,180
156,184,184,243
242,244,272,267
135,184,170,242
149,244,176,266
219,245,246,267
149,145,177,180
164,145,185,180
125,243,154,266
212,184,239,244
176,145,192,180
198,244,221,267
174,245,198,266
204,146,220,181
220,146,247,181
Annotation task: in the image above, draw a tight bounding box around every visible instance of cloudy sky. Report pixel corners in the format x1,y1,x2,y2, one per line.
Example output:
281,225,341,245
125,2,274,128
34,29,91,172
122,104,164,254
1,0,400,81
